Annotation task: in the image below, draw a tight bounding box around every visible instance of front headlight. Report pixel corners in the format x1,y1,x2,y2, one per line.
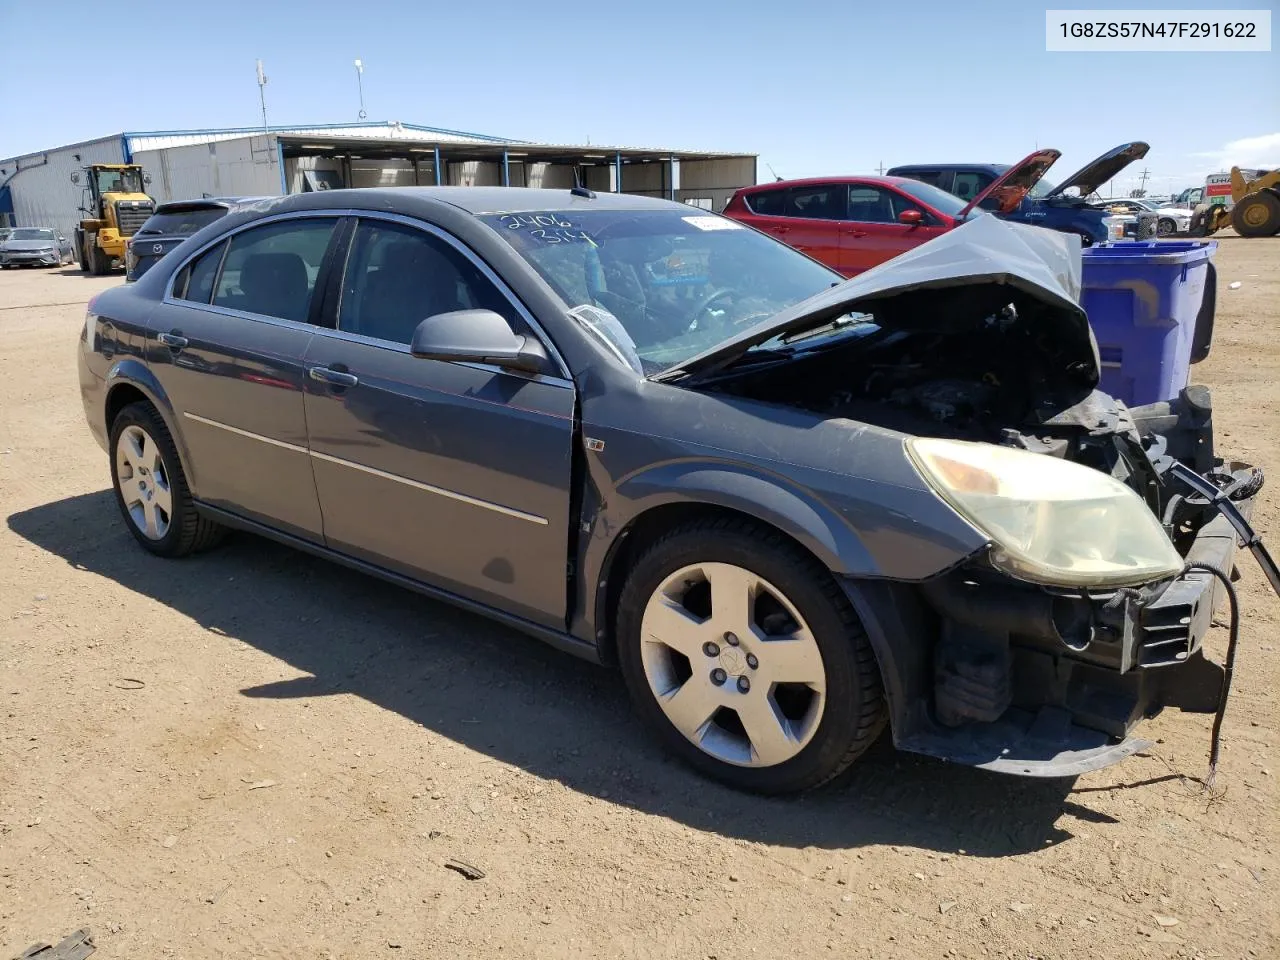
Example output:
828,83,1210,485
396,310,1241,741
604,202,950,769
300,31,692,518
1100,215,1126,240
906,438,1184,588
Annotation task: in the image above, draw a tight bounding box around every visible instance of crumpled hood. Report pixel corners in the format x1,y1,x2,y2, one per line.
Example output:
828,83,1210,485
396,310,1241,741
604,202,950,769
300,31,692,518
655,215,1099,385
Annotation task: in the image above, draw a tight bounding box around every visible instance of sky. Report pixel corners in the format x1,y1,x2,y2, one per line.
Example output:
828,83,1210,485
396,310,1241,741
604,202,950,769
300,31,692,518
1,0,1276,195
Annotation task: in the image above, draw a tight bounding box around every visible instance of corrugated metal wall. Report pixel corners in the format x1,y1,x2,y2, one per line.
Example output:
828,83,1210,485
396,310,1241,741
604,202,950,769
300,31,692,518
136,135,282,204
676,157,756,212
1,136,125,238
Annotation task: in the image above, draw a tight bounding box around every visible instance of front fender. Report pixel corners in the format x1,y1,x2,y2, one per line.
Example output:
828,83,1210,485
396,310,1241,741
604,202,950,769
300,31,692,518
614,461,875,575
103,359,198,494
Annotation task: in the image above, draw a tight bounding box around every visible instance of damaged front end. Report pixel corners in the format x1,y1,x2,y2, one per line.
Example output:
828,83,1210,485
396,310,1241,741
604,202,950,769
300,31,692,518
680,217,1268,777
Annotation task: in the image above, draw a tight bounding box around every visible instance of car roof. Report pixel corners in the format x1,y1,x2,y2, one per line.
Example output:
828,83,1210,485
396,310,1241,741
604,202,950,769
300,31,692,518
888,163,1010,173
735,175,926,193
267,186,682,216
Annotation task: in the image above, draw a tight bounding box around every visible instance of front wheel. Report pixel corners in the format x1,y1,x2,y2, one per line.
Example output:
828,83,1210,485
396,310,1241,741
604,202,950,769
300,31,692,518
616,518,886,794
1157,217,1177,237
109,402,225,557
1232,191,1280,238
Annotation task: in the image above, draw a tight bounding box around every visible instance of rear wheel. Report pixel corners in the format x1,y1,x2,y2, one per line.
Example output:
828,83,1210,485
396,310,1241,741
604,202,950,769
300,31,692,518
109,402,224,557
616,517,885,794
1156,217,1177,237
1231,191,1280,238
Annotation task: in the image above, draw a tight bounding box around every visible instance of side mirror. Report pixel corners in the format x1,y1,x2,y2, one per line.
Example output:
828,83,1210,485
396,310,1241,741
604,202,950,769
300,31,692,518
410,309,549,375
143,173,153,185
898,209,924,226
70,172,81,184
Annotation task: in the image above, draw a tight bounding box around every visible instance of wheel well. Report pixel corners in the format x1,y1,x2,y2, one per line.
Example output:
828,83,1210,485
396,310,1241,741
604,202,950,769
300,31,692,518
104,383,150,435
594,502,830,666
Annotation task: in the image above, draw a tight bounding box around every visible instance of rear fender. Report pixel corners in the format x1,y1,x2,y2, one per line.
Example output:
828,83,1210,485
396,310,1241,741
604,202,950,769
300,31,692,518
103,360,198,493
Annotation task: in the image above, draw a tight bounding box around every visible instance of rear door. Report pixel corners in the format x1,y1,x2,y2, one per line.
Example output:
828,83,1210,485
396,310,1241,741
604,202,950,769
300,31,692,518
839,183,945,274
146,216,342,540
775,183,845,269
302,215,576,628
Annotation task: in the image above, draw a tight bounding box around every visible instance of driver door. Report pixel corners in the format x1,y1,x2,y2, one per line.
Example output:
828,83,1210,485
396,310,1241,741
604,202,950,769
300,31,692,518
303,216,576,629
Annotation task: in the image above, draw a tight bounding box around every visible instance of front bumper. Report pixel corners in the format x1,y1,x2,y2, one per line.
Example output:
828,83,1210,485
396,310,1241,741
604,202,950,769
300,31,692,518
1,251,60,266
860,461,1260,777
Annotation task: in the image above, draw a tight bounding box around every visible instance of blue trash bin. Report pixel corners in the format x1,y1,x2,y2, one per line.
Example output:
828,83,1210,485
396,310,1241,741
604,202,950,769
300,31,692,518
1080,240,1218,406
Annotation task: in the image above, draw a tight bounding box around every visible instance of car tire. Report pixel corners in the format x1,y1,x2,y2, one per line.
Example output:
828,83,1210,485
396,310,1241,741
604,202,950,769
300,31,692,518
616,516,886,794
109,402,225,558
1157,217,1177,237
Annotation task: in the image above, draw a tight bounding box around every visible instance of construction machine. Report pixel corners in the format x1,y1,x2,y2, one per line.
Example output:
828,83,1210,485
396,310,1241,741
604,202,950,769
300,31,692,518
1189,166,1280,238
71,164,156,274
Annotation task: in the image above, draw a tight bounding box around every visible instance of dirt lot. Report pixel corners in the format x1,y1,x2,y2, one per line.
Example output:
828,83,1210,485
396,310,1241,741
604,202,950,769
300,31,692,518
1,237,1277,960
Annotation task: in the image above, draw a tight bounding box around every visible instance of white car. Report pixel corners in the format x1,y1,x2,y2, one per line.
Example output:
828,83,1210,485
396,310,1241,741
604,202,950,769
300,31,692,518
1089,198,1192,237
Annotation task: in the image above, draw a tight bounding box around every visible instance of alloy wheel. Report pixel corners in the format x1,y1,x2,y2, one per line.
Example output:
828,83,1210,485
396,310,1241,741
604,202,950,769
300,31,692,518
115,424,173,540
639,562,826,767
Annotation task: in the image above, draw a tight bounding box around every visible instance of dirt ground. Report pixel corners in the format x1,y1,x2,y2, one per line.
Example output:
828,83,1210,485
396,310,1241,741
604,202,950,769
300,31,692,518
1,235,1277,960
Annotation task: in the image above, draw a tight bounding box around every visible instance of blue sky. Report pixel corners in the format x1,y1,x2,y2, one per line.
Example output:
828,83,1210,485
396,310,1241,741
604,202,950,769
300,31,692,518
1,0,1276,194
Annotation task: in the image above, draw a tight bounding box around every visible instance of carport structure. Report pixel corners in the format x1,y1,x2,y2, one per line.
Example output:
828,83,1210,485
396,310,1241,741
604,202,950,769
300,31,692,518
275,129,755,212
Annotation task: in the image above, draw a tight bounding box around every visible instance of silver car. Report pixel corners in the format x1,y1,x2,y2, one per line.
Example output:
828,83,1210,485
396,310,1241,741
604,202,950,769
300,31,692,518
0,226,76,268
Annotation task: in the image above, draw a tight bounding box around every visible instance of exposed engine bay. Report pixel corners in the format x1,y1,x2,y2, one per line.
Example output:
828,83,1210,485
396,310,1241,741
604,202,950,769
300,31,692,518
702,282,1217,545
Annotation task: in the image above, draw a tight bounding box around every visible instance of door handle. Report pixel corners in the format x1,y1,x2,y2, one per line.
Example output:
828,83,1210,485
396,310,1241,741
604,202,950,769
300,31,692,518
156,331,188,349
308,366,359,388
844,230,868,239
774,226,790,235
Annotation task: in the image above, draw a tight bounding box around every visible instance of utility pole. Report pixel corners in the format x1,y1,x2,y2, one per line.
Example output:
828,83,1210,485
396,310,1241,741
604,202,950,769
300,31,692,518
256,59,269,130
1137,167,1151,197
354,59,367,121
876,161,886,175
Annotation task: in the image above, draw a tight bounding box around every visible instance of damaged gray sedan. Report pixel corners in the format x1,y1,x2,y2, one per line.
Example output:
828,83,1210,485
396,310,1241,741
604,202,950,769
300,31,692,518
77,188,1266,794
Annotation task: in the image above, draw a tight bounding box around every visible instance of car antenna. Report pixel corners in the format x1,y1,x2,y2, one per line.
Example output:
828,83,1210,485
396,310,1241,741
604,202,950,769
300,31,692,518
766,163,784,182
570,167,596,199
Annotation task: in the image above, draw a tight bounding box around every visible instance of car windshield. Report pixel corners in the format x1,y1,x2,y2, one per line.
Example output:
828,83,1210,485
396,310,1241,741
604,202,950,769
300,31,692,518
10,229,55,241
136,207,227,236
480,209,843,373
892,179,976,218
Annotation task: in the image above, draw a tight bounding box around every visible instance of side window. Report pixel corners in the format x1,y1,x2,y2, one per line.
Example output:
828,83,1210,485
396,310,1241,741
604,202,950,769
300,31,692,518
786,185,847,220
338,219,518,346
744,188,786,216
211,219,337,323
846,186,898,224
175,240,226,304
883,190,934,225
900,170,945,188
952,171,993,202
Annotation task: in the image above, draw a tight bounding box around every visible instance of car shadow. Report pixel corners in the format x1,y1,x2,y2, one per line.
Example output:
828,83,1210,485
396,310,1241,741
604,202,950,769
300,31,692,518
8,491,1103,856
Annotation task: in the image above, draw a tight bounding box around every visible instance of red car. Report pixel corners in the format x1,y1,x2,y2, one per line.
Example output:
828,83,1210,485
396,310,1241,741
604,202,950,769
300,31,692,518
723,149,1060,276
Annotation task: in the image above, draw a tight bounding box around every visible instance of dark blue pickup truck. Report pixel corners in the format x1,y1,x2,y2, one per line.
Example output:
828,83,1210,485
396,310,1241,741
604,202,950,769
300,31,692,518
889,142,1149,244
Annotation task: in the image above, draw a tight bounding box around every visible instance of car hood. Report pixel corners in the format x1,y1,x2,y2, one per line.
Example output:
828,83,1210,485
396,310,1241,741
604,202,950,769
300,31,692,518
653,215,1098,385
961,148,1061,216
2,240,56,251
1045,142,1150,198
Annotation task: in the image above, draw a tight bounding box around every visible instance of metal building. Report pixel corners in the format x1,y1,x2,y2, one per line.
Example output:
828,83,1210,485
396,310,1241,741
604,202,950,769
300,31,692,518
0,121,757,239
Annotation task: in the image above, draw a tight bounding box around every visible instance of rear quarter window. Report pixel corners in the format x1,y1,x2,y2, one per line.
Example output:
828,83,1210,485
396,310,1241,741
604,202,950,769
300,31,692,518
744,189,787,216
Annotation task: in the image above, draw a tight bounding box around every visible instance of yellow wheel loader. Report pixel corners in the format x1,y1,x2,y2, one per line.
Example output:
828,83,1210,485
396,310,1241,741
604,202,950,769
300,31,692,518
1189,167,1280,238
71,164,156,275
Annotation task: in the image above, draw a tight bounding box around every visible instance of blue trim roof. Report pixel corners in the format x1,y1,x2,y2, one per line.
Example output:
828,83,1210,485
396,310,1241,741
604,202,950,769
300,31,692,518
123,120,522,145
